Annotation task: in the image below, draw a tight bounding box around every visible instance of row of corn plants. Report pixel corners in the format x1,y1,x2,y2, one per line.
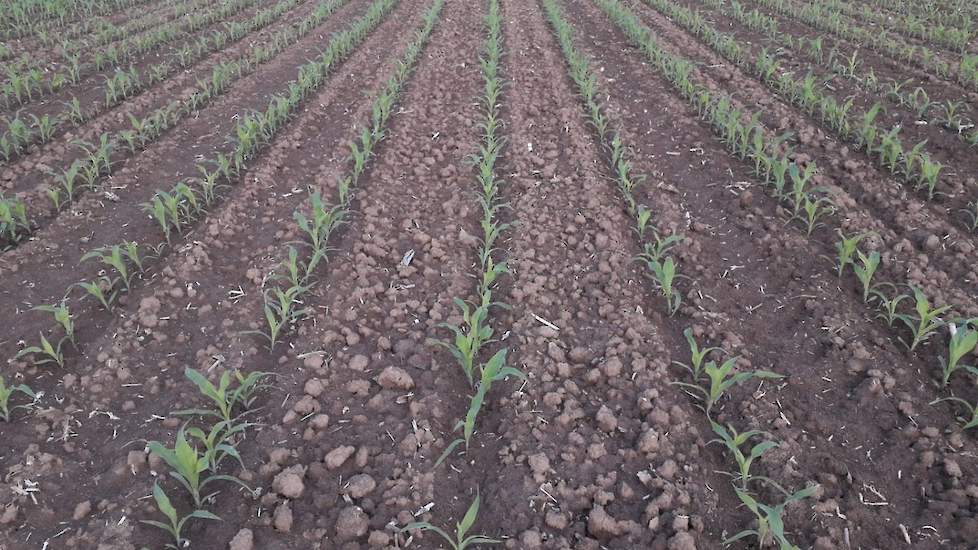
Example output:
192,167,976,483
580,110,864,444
602,0,838,240
0,0,261,109
0,0,147,38
432,0,523,469
11,0,395,372
814,0,974,52
405,2,506,546
642,0,950,202
833,232,978,429
858,0,978,26
250,2,446,351
142,367,267,548
708,0,978,150
0,0,197,60
0,0,313,162
598,0,978,432
747,0,978,94
1,0,349,246
0,0,277,143
546,1,818,546
0,0,150,38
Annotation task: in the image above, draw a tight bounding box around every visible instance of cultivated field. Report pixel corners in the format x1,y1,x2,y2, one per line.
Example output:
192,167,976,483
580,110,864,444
2,0,978,548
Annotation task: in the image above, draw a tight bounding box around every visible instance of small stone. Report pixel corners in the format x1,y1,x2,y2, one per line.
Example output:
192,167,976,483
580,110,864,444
637,430,660,454
377,366,414,390
349,354,369,371
325,445,356,469
668,531,697,550
335,506,369,540
304,378,325,397
72,500,92,521
528,453,550,476
273,501,293,532
0,505,18,525
228,528,254,550
272,471,305,499
596,405,618,432
344,474,377,499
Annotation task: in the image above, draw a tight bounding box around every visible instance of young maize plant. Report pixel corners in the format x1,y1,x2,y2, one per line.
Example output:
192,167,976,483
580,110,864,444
896,286,950,351
176,368,267,425
636,0,948,199
141,482,220,550
672,327,720,382
543,0,688,317
871,284,911,327
437,298,494,387
401,491,499,550
724,483,820,549
0,192,29,244
674,355,783,416
939,320,978,387
32,299,75,345
147,427,253,508
0,375,37,422
80,241,144,290
963,201,978,232
834,231,871,277
74,276,117,310
14,332,66,367
852,250,880,303
293,190,344,258
438,348,525,466
710,421,778,491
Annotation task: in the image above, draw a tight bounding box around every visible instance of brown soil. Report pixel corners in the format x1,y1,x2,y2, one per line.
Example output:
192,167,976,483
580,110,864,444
2,0,978,549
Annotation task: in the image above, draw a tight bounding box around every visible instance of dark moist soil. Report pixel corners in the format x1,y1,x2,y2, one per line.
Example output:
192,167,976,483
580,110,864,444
0,0,327,228
4,0,978,549
0,0,275,156
674,0,978,212
568,0,978,547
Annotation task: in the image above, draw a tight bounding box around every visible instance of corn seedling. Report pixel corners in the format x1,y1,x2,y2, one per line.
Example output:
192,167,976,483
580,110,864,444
30,113,54,142
147,427,253,508
724,483,819,549
852,250,880,302
871,285,910,327
186,419,249,472
793,194,833,236
931,396,978,430
176,367,267,425
141,482,220,549
74,277,117,310
401,492,499,550
293,190,343,257
33,300,74,345
81,242,143,290
673,327,719,381
710,421,777,490
834,230,870,277
896,286,950,351
438,349,524,465
0,193,29,242
0,375,36,422
246,285,307,349
915,154,942,200
15,332,65,367
675,357,783,415
437,298,493,387
962,201,978,232
636,253,682,316
940,321,978,387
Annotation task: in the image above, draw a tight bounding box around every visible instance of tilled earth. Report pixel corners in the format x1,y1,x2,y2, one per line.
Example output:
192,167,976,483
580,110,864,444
2,0,978,549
